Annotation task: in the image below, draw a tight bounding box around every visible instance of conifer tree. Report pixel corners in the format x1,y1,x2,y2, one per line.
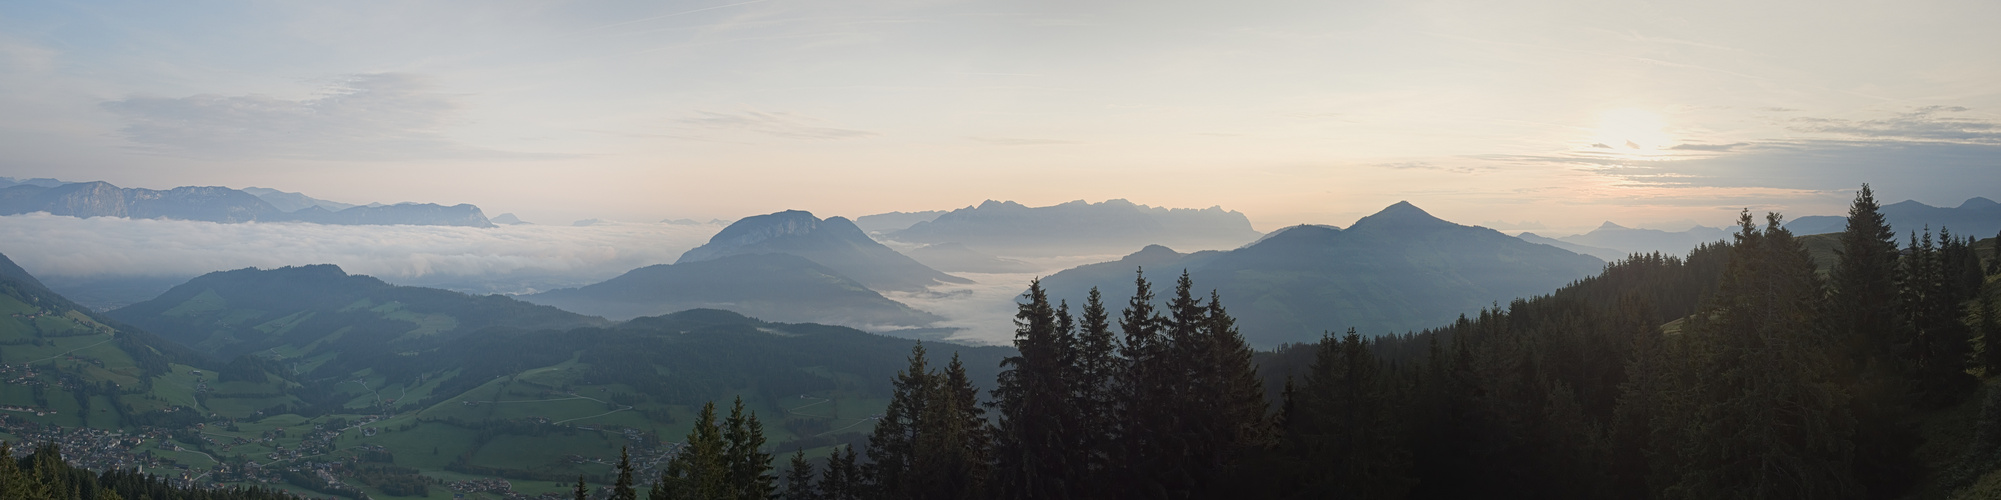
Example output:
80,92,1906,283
818,446,863,500
912,354,992,499
1982,293,2001,376
1115,269,1168,497
1830,184,1904,365
1823,185,1925,495
991,279,1078,499
1903,227,1977,404
658,401,729,500
865,343,929,499
1287,330,1413,498
574,475,590,500
1071,287,1122,496
782,450,816,500
724,397,775,500
613,446,638,500
1654,211,1859,498
1202,290,1272,456
1990,230,2001,275
0,442,53,500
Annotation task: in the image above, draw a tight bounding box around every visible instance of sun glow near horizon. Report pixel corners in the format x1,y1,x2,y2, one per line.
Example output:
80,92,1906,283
1592,108,1674,154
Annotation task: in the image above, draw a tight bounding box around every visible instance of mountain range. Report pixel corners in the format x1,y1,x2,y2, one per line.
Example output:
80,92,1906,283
241,186,360,212
1038,201,1606,347
854,209,948,233
884,199,1264,257
1527,223,1733,261
677,210,969,291
0,180,496,227
523,253,946,327
0,247,1016,496
1786,197,2001,239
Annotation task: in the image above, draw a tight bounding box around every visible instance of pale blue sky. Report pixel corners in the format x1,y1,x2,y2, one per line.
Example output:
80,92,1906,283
2,0,1997,232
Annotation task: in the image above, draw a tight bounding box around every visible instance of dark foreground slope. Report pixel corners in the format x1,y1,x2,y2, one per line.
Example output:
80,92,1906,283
1040,201,1605,347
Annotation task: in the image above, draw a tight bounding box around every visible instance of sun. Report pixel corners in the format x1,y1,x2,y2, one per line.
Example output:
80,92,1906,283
1593,108,1672,151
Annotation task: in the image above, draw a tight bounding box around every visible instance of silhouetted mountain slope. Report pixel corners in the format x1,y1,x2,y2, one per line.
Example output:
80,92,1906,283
0,249,46,290
1787,197,2001,237
885,199,1263,257
242,186,358,212
0,181,496,227
1039,201,1606,347
0,176,66,189
287,202,495,227
525,253,945,327
905,243,1039,273
1517,232,1626,261
109,264,605,360
1553,222,1731,259
0,181,289,222
677,210,968,291
855,209,947,233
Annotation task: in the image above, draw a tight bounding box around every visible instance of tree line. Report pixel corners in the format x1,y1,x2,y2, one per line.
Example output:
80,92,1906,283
577,184,2001,499
0,442,299,500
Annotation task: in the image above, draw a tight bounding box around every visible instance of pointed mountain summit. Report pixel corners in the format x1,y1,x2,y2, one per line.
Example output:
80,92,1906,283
1347,201,1457,231
1039,201,1604,347
677,210,968,291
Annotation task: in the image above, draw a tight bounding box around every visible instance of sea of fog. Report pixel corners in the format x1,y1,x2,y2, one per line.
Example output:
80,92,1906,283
0,213,720,295
879,255,1126,346
0,213,1125,346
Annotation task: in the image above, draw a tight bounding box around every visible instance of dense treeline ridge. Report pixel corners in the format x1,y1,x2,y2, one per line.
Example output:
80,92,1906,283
711,184,2001,499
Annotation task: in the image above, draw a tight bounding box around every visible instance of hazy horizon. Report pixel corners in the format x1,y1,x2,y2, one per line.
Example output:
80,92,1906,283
3,0,1997,231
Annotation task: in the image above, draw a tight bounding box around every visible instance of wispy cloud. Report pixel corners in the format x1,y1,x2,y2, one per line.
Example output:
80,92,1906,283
1379,161,1476,174
101,73,563,161
1788,106,2001,144
968,136,1078,146
677,110,878,139
1669,142,1749,152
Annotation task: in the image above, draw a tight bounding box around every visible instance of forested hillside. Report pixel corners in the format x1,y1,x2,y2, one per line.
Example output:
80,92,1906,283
754,185,2001,500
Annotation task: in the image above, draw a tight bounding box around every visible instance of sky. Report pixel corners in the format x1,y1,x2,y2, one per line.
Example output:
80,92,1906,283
2,0,1999,233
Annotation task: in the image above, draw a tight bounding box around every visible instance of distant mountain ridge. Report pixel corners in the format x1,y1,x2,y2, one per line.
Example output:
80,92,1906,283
110,264,606,361
678,210,969,291
0,180,496,227
242,186,359,212
1038,201,1605,347
885,199,1264,257
1543,223,1731,261
1787,197,2001,238
524,253,945,327
1516,232,1626,261
855,210,948,233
